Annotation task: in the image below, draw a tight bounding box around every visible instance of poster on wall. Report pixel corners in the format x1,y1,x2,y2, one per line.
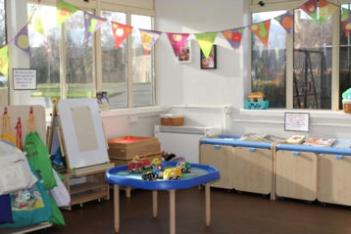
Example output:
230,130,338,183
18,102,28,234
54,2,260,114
284,112,310,132
201,45,217,69
13,68,37,90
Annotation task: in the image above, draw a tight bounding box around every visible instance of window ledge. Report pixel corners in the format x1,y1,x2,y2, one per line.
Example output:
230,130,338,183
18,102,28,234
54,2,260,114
239,108,349,118
100,106,166,118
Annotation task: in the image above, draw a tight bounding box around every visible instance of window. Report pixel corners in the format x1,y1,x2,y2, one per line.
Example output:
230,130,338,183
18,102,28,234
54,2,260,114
251,2,342,110
26,1,155,110
0,0,7,89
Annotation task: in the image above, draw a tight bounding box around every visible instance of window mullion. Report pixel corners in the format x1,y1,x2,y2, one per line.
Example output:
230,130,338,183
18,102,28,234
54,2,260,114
286,13,294,109
59,24,67,99
127,13,133,108
332,9,340,111
95,0,103,92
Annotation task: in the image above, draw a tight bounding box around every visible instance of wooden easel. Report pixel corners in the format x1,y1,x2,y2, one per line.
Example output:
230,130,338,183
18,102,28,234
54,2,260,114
47,99,114,209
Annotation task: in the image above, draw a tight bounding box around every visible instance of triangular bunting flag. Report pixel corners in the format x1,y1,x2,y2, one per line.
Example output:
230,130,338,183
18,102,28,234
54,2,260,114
300,0,335,23
275,11,293,34
111,22,133,48
0,46,9,77
56,0,79,25
222,28,244,49
250,20,271,47
139,29,162,55
194,32,217,59
341,8,351,37
14,25,30,54
33,14,45,35
166,33,190,58
84,11,107,40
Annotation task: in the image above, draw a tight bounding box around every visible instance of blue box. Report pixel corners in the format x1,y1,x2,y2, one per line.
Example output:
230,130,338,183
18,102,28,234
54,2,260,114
244,100,269,110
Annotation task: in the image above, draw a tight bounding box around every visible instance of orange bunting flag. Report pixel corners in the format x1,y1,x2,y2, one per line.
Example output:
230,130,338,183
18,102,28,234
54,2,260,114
250,20,271,47
275,11,293,34
111,22,132,49
222,28,244,49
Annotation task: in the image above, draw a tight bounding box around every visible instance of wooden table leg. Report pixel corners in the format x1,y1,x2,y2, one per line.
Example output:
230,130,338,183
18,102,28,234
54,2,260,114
205,184,211,227
114,185,120,233
169,190,176,234
152,191,158,218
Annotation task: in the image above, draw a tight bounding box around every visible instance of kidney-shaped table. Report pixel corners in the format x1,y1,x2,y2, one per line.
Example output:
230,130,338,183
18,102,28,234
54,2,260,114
106,163,219,234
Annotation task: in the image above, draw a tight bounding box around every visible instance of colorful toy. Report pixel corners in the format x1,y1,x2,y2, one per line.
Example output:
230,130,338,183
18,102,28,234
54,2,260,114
244,91,269,110
127,156,151,173
177,161,191,173
163,167,182,180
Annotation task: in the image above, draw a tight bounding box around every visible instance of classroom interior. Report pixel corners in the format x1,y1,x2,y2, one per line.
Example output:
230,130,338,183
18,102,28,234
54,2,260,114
2,0,351,233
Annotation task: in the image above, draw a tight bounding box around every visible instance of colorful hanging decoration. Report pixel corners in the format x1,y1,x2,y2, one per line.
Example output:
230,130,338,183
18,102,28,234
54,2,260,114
300,0,334,23
222,28,244,49
166,33,190,58
33,14,45,35
111,22,133,49
0,46,9,77
83,12,107,40
250,20,271,47
194,32,217,59
341,8,351,37
14,25,30,54
139,29,162,55
275,11,293,33
56,0,78,26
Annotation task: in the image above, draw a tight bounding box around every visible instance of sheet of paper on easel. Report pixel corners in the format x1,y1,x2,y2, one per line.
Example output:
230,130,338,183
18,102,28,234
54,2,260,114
58,99,109,169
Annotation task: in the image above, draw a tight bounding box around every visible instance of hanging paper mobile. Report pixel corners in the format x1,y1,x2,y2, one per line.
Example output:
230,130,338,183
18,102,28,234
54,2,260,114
111,22,133,49
194,32,217,59
250,20,271,47
222,28,244,49
139,29,162,55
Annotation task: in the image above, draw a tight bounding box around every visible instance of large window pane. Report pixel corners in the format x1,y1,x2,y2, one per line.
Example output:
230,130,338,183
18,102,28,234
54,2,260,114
131,14,154,107
28,4,60,108
340,4,351,109
0,0,6,93
293,9,332,109
252,11,287,108
65,11,94,98
101,11,127,108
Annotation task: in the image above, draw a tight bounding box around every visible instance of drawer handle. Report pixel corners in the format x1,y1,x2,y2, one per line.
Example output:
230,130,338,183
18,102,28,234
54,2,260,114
293,151,301,157
336,155,344,160
213,145,221,150
248,148,256,152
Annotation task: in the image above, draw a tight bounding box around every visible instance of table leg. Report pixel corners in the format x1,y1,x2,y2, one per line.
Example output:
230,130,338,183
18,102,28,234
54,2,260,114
205,184,211,227
152,191,158,218
169,190,176,234
114,185,120,233
126,187,131,199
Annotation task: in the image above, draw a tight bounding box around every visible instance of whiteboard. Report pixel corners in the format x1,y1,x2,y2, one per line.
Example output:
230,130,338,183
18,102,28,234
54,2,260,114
57,99,109,169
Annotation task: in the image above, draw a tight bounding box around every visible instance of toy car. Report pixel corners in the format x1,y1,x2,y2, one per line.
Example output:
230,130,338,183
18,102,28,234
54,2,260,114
163,167,182,180
128,156,151,173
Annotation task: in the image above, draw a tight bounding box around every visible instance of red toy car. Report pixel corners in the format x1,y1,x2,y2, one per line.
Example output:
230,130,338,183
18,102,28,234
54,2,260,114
128,156,151,173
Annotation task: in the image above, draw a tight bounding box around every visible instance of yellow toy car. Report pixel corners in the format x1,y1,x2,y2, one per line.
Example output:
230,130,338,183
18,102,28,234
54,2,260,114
163,167,182,180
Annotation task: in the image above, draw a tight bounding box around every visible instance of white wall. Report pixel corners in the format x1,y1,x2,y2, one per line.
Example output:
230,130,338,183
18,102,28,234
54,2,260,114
155,0,249,108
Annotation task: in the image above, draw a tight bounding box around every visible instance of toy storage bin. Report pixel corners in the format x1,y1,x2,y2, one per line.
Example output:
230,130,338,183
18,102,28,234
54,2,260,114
232,147,273,195
160,114,184,126
275,150,317,201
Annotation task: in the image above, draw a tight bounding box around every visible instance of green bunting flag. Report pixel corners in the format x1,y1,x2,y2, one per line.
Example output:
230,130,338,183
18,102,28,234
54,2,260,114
300,0,336,23
0,46,9,78
250,20,271,47
194,32,217,59
56,0,78,25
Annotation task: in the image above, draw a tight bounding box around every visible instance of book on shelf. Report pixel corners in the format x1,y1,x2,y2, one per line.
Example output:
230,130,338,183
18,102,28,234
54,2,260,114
304,137,336,147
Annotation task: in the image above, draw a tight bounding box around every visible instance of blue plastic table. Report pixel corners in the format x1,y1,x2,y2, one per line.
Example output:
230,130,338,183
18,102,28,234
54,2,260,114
106,163,219,234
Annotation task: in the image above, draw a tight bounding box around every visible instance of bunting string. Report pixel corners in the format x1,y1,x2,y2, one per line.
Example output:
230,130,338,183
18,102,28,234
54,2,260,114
0,0,350,77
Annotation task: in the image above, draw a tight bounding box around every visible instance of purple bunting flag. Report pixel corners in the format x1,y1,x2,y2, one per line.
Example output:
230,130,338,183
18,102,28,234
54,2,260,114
275,11,293,34
14,25,30,54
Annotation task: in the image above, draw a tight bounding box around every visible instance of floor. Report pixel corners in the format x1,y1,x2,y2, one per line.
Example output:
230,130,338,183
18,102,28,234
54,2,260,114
25,188,351,234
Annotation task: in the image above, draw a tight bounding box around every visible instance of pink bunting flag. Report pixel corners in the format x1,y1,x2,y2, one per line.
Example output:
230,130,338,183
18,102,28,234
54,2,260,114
222,28,244,49
139,29,162,55
275,11,293,34
14,25,30,54
250,20,271,47
111,22,133,49
84,11,107,40
166,33,190,58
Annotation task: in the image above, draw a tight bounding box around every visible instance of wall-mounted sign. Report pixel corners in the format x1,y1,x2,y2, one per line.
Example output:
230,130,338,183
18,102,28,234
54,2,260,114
13,68,37,90
284,112,310,132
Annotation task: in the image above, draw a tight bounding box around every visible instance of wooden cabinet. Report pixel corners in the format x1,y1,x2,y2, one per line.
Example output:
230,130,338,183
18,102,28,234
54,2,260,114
276,151,317,201
318,154,351,206
233,147,273,195
200,144,234,189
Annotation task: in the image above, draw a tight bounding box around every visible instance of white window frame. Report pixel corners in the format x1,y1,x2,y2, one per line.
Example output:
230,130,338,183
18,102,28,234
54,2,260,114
27,0,156,108
250,0,341,110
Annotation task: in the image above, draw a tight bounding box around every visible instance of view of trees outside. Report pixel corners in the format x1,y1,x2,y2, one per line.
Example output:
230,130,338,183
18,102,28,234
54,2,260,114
101,11,128,108
0,0,6,88
28,4,60,109
293,9,332,109
252,11,287,108
340,4,351,109
131,14,154,107
65,11,95,98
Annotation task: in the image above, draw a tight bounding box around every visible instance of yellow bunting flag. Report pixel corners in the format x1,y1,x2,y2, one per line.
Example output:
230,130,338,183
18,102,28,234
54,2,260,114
0,46,8,77
194,32,217,59
56,0,78,25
